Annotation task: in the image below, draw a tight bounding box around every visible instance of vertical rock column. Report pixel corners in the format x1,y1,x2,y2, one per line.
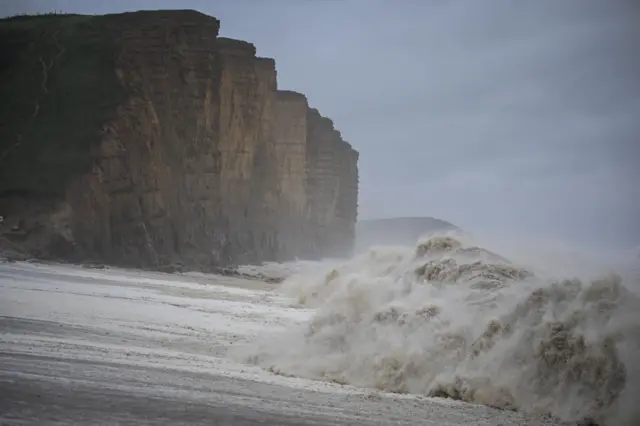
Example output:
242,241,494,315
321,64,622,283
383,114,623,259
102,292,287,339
346,146,359,253
306,108,340,258
217,38,278,264
273,90,309,259
250,56,279,262
334,142,359,257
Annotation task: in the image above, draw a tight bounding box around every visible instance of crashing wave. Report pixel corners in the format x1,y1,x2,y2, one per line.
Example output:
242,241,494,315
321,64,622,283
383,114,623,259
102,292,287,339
239,235,640,426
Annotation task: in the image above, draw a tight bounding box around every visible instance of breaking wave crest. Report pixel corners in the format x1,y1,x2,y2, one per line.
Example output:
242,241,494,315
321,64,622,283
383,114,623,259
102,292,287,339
240,235,640,425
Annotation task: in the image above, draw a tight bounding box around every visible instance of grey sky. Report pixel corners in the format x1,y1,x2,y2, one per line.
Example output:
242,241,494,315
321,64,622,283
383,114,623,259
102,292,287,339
4,0,640,250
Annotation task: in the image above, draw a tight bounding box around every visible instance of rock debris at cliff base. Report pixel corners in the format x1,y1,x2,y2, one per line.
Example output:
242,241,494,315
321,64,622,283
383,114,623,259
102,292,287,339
0,10,358,271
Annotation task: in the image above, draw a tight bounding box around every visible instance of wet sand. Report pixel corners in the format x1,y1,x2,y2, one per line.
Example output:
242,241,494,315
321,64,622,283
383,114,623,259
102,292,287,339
0,261,561,425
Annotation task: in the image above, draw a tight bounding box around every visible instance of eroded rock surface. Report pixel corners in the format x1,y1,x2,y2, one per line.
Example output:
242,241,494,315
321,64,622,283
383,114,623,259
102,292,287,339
0,10,358,270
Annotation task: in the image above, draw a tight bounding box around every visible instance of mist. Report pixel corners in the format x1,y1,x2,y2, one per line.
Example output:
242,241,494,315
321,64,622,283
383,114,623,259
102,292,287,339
4,0,639,251
2,2,640,425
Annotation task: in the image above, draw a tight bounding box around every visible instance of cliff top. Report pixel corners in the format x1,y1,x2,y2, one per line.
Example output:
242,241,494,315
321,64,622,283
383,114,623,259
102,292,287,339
1,13,81,23
1,9,218,25
276,90,308,103
308,108,335,130
218,37,257,56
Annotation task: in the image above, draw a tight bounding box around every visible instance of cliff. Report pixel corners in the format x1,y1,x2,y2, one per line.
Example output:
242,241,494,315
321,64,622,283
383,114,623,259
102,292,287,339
305,109,358,258
0,10,359,270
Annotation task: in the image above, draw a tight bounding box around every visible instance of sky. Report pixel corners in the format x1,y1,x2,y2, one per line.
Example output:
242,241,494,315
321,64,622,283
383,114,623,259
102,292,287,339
3,0,640,250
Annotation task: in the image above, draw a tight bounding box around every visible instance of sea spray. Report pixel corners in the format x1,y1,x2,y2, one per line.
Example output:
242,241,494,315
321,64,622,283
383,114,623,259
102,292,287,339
237,235,640,425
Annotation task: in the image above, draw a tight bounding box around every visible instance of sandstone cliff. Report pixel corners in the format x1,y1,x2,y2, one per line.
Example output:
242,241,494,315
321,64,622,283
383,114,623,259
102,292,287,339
0,10,358,270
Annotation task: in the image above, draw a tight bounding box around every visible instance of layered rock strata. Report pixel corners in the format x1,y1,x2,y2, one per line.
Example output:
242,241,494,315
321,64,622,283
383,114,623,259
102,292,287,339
0,10,358,269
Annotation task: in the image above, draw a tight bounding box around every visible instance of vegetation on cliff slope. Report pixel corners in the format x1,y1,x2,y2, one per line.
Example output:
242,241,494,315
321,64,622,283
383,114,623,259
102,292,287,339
0,13,125,196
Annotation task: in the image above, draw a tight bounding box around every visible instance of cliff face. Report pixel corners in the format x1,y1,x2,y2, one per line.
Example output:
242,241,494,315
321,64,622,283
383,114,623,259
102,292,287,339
305,109,358,258
217,37,279,265
67,11,225,269
0,10,358,269
273,90,311,258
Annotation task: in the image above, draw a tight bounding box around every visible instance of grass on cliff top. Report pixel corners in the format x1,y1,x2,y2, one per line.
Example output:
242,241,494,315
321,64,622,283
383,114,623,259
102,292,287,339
0,13,125,197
